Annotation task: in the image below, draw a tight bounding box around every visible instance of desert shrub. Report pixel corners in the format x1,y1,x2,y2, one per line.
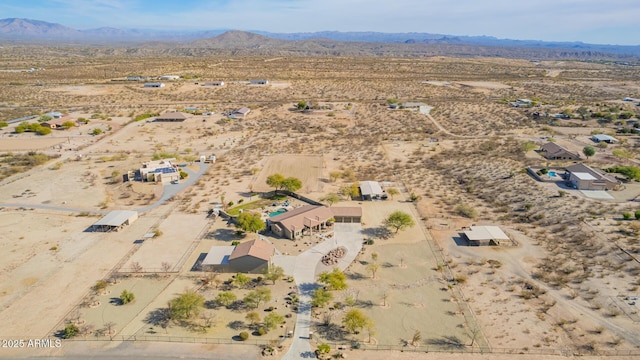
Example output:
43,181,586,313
239,331,249,341
623,212,632,220
366,239,374,245
120,290,135,304
605,166,640,181
456,204,477,219
90,128,103,135
93,280,107,293
257,327,266,336
63,323,79,339
454,274,467,284
635,210,640,220
231,240,240,246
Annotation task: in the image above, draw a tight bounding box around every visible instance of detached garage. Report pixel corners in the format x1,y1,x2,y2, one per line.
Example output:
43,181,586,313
92,210,138,232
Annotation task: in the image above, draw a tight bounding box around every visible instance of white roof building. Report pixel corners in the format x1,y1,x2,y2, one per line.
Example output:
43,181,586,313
359,181,384,200
92,210,139,232
463,226,510,246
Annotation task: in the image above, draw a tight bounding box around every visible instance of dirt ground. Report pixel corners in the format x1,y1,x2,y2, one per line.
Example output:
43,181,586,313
1,54,640,359
252,154,324,194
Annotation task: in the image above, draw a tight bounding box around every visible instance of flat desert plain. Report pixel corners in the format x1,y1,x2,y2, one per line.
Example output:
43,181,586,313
0,53,639,359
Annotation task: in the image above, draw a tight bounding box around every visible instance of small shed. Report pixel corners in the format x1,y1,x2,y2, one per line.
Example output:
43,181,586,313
591,134,618,143
463,226,509,246
232,107,251,117
359,181,384,200
92,210,138,232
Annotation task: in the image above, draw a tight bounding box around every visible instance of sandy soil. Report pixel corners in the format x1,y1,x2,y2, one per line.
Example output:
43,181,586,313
1,55,639,359
252,154,324,193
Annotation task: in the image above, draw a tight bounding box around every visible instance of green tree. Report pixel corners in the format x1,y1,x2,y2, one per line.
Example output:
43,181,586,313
215,291,237,308
91,128,103,135
329,171,342,182
39,115,52,122
583,146,595,159
623,212,632,220
169,291,205,320
266,173,285,193
386,188,400,200
263,312,284,330
281,177,302,192
366,262,380,279
342,309,371,334
318,268,348,291
235,212,266,233
339,183,360,199
245,311,261,326
244,287,271,309
384,211,415,234
317,343,331,355
576,106,590,120
264,266,285,285
36,125,51,135
61,121,76,129
234,273,251,288
62,323,79,339
120,290,135,304
179,170,188,179
297,100,307,110
320,193,340,206
311,288,333,308
520,141,537,152
0,121,9,128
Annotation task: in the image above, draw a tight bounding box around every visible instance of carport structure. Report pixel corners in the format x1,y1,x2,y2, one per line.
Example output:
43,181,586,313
91,210,138,232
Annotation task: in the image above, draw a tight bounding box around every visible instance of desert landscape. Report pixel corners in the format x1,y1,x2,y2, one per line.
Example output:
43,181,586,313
1,47,640,360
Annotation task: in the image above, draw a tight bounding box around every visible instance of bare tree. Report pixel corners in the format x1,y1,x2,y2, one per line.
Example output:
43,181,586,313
381,289,390,307
104,321,116,340
467,325,481,347
130,262,143,273
161,261,172,273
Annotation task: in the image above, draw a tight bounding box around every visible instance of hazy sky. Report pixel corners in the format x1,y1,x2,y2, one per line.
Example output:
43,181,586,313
1,0,638,45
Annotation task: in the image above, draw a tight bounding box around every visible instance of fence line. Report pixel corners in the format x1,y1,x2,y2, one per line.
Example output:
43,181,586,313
54,336,640,356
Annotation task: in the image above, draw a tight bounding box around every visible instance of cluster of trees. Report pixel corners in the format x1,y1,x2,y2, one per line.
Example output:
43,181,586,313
605,165,640,181
15,121,51,135
235,212,266,233
266,173,302,193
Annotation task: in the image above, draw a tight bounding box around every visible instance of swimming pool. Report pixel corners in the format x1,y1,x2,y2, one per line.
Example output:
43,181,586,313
269,208,288,217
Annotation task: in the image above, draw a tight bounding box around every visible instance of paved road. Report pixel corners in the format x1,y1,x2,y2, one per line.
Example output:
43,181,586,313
279,223,363,360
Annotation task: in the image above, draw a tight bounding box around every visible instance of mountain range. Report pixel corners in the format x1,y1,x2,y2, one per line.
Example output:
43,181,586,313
1,18,639,60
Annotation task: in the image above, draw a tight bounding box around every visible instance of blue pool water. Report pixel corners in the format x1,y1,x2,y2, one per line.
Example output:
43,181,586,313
548,171,557,177
269,208,288,217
